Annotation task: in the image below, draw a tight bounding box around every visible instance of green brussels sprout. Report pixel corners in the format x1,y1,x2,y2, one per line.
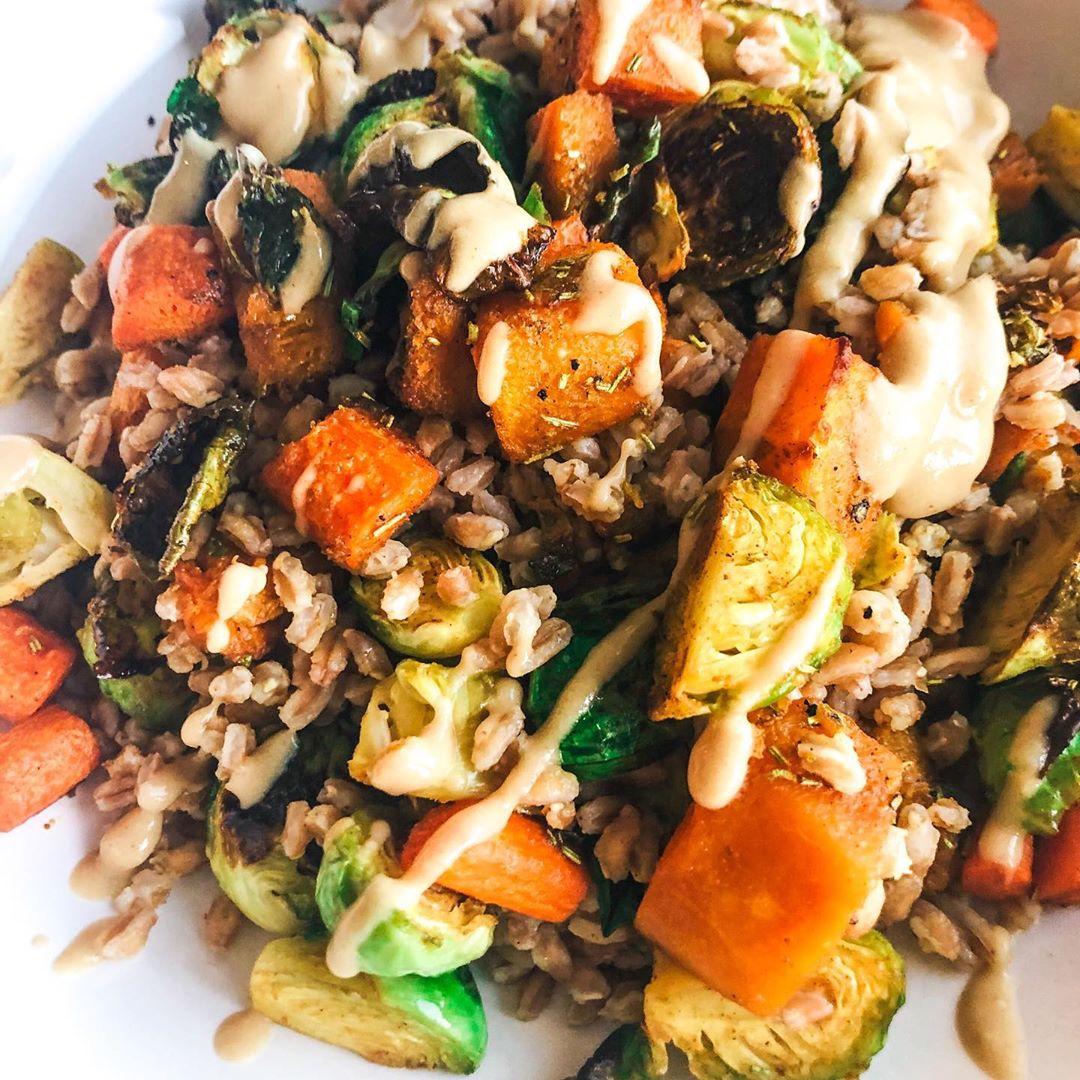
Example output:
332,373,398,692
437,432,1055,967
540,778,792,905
651,466,850,720
643,933,905,1080
203,0,298,35
662,83,821,288
575,1024,658,1080
702,3,862,121
852,512,907,591
0,240,84,404
1029,105,1080,223
316,811,495,978
973,670,1080,834
337,97,445,187
350,658,501,801
972,485,1080,683
112,396,251,577
0,436,113,606
351,539,504,660
76,580,193,732
528,584,688,780
95,155,174,226
250,935,488,1074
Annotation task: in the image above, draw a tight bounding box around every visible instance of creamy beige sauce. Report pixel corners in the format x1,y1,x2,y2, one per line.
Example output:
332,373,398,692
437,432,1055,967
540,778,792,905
0,434,45,492
137,756,209,814
572,249,663,396
278,214,331,315
53,917,125,975
99,807,163,872
147,130,223,226
207,561,268,655
649,34,710,97
214,1009,273,1063
853,276,1009,518
68,852,130,902
225,730,298,807
368,704,457,795
592,0,651,85
687,557,847,808
325,597,665,978
291,463,318,537
796,730,867,794
360,23,432,84
778,156,822,255
957,961,1027,1080
978,695,1056,872
476,321,511,406
107,226,151,297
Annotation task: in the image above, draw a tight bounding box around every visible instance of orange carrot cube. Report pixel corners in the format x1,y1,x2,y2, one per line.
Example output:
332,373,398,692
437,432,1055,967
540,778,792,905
0,608,77,724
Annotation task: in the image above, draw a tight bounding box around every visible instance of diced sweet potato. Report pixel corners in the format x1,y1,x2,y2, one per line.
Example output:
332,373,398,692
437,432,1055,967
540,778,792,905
714,332,883,566
109,224,233,350
392,269,485,422
473,241,661,463
540,0,707,115
235,280,345,393
281,169,339,223
0,608,77,724
107,347,170,438
978,419,1055,483
539,215,590,267
261,406,439,572
962,827,1034,900
527,92,620,217
98,224,130,272
636,699,902,1016
991,133,1045,216
172,557,283,663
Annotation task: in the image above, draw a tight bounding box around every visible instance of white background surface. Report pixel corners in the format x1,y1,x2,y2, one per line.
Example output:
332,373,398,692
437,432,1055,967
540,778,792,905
0,2,1078,1078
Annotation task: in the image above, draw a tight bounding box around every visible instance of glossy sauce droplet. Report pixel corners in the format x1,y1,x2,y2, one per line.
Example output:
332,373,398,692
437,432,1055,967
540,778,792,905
956,962,1026,1080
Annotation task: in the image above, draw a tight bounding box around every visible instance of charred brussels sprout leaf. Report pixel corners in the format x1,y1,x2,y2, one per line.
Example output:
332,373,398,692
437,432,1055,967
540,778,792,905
586,844,647,937
644,934,905,1080
351,539,504,660
999,282,1060,368
626,166,690,285
575,1025,658,1080
522,181,551,224
339,102,446,190
166,75,222,144
238,170,312,289
359,68,438,116
250,936,488,1073
662,84,820,289
96,156,174,226
113,397,252,577
589,117,662,240
203,0,297,34
853,512,907,590
316,811,495,977
341,241,410,358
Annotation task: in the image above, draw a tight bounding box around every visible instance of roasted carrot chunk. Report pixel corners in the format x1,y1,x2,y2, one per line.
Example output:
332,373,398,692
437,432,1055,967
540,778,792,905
0,706,100,832
636,700,902,1016
713,332,883,567
261,406,438,572
402,801,589,923
907,0,998,53
0,608,77,724
991,133,1045,217
473,241,660,463
108,224,233,351
962,827,1034,900
392,269,485,422
527,92,620,218
1034,805,1080,905
541,0,707,115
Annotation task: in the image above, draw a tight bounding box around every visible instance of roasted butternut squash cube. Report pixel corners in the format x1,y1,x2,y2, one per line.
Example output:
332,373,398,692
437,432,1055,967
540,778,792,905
393,270,485,422
636,699,902,1016
540,0,707,115
261,406,438,572
527,92,620,217
472,242,661,463
107,347,170,438
714,331,883,567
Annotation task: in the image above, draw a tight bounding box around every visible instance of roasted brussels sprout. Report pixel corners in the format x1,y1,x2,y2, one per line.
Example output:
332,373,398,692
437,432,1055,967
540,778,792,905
662,83,821,288
337,97,446,194
625,167,690,286
350,540,504,660
341,240,410,358
0,240,84,403
853,513,907,591
350,660,501,800
650,467,850,720
575,1024,657,1080
250,935,488,1073
1029,105,1080,222
315,811,495,978
0,436,113,606
112,397,251,577
588,117,661,241
973,485,1080,683
643,935,905,1080
203,0,297,34
528,584,688,780
999,281,1061,368
702,3,862,122
96,156,174,226
973,670,1080,834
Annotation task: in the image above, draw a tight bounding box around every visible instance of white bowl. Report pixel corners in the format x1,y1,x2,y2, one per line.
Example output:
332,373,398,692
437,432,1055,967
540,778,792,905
0,2,1077,1077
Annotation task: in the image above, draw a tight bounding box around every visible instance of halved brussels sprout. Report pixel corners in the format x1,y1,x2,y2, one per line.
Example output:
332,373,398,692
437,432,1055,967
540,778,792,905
644,934,905,1080
973,670,1080,835
702,3,862,121
96,156,174,226
0,240,83,403
250,935,488,1074
972,485,1080,683
575,1024,657,1080
350,659,500,801
626,166,691,286
1029,105,1080,223
112,397,251,577
350,540,504,660
338,98,445,188
650,466,850,720
316,811,495,978
0,436,113,606
662,83,821,288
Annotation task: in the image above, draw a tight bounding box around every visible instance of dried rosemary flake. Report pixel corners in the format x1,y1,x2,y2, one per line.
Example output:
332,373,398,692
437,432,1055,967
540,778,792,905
558,373,570,390
373,512,407,538
768,745,789,766
626,53,644,73
769,768,799,783
466,321,478,344
613,533,632,544
541,415,578,429
27,636,43,655
689,333,708,351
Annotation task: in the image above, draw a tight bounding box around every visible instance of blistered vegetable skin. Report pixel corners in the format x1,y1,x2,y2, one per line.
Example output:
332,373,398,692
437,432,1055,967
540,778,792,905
206,783,319,934
650,467,850,721
261,406,439,574
249,936,488,1073
662,85,820,288
1029,105,1080,222
643,934,905,1080
0,436,113,606
0,240,83,404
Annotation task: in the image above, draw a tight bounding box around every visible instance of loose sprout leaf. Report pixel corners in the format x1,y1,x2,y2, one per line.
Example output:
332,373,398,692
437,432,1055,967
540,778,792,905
166,75,222,144
203,0,297,34
95,156,174,226
588,116,662,240
990,452,1029,505
360,68,439,117
586,844,647,938
522,181,552,224
341,240,411,357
